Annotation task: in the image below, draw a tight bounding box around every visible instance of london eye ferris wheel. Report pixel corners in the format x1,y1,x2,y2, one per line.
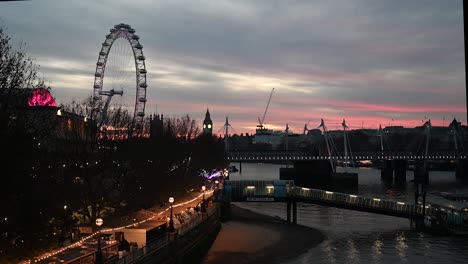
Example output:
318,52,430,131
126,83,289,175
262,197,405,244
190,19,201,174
92,23,148,135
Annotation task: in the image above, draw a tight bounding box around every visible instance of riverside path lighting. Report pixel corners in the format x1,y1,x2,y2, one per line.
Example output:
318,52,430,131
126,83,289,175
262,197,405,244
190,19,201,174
201,186,207,213
169,197,175,232
95,218,104,264
202,185,206,201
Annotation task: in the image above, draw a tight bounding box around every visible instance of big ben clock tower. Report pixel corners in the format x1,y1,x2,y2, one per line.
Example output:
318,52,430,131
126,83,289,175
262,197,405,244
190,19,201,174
203,108,213,135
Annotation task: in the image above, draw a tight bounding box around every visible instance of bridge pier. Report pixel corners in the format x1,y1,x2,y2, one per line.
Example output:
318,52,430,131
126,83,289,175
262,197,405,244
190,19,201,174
393,159,407,185
380,160,393,180
410,218,425,231
286,200,297,224
239,161,242,174
414,162,429,185
380,159,406,184
293,201,297,225
456,160,468,182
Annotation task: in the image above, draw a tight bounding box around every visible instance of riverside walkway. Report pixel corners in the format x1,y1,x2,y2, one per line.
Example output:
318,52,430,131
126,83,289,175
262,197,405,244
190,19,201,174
31,191,218,264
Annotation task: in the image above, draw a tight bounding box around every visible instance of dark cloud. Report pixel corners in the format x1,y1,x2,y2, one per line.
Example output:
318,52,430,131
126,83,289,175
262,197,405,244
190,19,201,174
0,0,465,133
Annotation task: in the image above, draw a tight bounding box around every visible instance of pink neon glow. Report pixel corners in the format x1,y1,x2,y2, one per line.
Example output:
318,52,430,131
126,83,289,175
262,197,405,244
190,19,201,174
28,88,57,107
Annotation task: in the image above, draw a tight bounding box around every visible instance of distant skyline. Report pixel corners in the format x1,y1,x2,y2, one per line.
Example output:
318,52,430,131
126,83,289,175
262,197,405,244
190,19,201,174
0,0,465,134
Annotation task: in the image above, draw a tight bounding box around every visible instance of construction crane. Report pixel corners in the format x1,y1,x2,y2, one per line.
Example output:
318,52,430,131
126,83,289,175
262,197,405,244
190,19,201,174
257,88,275,129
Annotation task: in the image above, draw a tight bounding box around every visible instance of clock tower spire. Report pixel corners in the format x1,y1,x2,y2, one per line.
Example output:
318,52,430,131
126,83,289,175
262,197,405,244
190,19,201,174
203,108,213,135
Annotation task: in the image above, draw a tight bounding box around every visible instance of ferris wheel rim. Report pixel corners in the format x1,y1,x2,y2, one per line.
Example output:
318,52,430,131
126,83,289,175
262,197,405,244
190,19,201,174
92,23,147,131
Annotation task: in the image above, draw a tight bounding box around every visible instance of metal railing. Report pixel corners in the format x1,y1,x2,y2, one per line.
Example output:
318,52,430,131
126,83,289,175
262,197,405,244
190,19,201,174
292,187,424,217
116,203,219,264
227,151,468,161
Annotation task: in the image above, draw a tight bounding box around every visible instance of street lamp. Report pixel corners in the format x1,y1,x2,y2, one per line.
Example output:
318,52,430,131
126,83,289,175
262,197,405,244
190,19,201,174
95,218,104,264
201,186,206,213
215,180,219,189
202,186,206,201
169,197,175,232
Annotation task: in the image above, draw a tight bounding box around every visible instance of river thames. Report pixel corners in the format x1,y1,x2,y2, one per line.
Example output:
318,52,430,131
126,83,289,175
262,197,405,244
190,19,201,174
229,163,468,264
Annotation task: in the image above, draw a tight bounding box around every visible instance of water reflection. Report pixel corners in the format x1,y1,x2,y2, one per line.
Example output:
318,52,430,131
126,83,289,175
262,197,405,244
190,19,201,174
346,239,359,264
230,163,468,264
396,231,408,261
372,236,383,263
322,240,337,264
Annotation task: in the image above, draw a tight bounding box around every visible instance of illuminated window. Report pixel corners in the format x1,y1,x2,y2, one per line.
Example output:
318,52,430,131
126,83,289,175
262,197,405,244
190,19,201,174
208,124,212,129
203,124,206,129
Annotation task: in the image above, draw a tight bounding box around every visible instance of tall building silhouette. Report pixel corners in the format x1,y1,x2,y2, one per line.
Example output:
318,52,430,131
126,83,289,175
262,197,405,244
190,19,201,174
203,108,213,135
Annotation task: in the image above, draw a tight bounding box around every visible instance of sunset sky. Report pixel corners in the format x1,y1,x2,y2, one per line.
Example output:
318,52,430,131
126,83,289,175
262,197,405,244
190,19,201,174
0,0,466,134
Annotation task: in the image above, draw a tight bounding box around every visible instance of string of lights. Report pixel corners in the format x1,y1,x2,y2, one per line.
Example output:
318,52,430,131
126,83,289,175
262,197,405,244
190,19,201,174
30,190,214,263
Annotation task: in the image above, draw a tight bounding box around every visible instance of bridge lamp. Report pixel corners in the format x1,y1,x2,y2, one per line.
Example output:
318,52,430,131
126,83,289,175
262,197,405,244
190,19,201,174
169,197,175,232
266,185,274,194
95,218,104,264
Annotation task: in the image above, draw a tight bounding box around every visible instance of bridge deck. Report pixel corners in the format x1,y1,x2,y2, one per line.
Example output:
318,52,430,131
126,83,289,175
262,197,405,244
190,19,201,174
292,187,423,219
224,180,467,226
227,151,468,161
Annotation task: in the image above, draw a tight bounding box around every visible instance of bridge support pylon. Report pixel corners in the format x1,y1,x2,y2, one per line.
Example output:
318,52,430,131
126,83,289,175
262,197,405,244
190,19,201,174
414,162,429,185
410,218,425,231
456,160,468,183
380,159,406,184
293,201,297,225
393,159,407,185
286,199,297,225
380,160,393,181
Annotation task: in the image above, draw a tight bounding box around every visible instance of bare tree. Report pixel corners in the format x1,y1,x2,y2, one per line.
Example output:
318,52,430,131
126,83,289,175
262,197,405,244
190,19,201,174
0,24,39,112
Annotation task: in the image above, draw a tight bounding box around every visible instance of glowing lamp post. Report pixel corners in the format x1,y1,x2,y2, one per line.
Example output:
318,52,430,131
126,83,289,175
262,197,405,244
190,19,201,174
215,180,219,189
169,197,175,232
201,186,207,213
202,186,206,201
95,218,104,264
